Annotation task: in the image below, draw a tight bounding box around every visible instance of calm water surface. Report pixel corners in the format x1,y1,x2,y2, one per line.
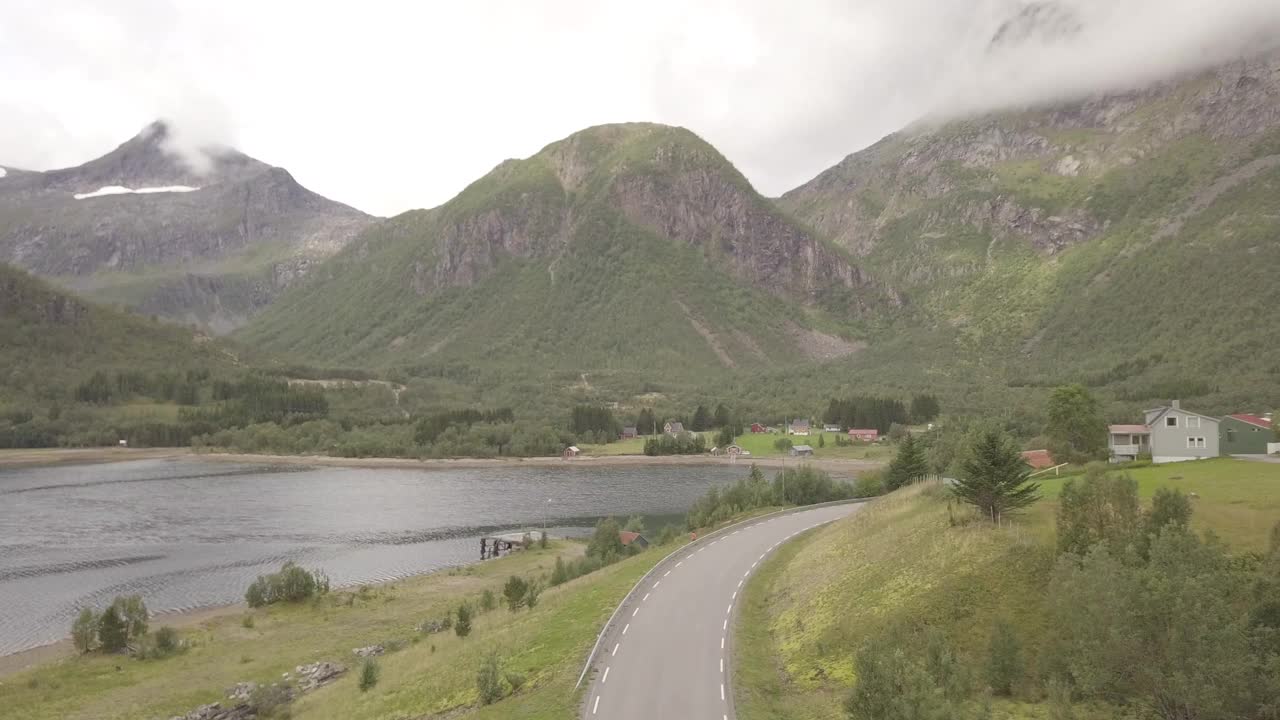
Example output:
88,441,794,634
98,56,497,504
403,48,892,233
0,458,753,654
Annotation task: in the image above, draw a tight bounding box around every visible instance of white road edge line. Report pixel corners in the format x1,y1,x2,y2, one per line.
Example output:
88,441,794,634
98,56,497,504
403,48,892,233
732,591,737,600
726,604,732,615
723,619,727,630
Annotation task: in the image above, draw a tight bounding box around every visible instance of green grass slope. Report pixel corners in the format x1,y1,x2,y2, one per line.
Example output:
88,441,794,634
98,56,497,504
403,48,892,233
735,458,1280,719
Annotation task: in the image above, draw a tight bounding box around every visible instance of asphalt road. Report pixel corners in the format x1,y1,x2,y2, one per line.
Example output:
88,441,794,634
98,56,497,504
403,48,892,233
581,502,863,720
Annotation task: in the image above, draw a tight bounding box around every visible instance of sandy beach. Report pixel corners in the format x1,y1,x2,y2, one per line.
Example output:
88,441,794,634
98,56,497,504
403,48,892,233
0,447,883,474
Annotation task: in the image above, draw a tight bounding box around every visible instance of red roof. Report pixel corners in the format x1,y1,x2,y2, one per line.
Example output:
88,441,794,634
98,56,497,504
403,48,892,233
1020,449,1054,469
1229,414,1272,429
1109,424,1150,434
619,531,644,546
848,428,879,437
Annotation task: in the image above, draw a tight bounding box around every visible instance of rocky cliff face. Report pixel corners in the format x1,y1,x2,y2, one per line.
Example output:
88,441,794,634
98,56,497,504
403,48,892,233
781,49,1280,263
0,121,375,331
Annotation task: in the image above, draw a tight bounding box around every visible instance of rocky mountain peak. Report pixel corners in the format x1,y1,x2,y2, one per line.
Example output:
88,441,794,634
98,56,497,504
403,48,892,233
989,1,1083,51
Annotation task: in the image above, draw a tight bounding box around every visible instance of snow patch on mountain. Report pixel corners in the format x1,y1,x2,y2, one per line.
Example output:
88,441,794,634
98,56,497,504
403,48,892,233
73,185,200,200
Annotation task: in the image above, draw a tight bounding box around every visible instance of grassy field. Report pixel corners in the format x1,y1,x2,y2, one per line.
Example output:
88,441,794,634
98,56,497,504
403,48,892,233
0,540,673,720
729,431,893,461
734,458,1280,719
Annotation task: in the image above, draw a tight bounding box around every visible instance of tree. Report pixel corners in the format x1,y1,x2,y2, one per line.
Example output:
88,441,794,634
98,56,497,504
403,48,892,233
587,517,625,561
1146,487,1191,535
503,576,529,611
359,658,380,691
480,589,497,612
910,394,941,423
623,515,647,535
691,405,711,432
72,608,98,653
952,430,1042,523
885,433,929,490
97,605,128,652
455,603,472,637
1056,465,1141,555
1046,385,1107,463
636,408,657,436
111,595,149,640
713,404,731,428
818,433,826,448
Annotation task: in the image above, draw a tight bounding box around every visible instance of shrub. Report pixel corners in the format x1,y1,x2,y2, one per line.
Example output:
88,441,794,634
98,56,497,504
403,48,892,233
359,659,380,692
986,620,1021,696
154,626,179,653
539,530,548,549
242,614,255,629
97,606,128,653
503,576,529,611
587,517,625,561
71,608,97,653
844,637,949,720
477,652,504,704
525,581,541,609
455,603,472,638
245,562,330,607
479,589,496,612
550,556,569,586
773,437,793,452
853,469,885,498
1047,679,1076,720
657,524,679,545
505,671,526,693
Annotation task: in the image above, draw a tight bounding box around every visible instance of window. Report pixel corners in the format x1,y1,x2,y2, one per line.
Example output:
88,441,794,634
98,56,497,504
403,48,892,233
1166,416,1178,427
1186,437,1206,449
1227,429,1237,443
1186,416,1200,428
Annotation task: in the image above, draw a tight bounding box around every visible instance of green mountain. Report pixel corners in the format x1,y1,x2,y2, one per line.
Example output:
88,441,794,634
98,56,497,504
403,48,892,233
779,48,1280,414
0,263,232,401
0,121,375,334
240,124,890,379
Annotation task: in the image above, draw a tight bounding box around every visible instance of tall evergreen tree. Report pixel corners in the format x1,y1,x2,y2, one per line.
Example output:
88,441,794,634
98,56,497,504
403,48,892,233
712,403,731,429
910,394,941,423
886,434,929,490
691,405,711,431
953,430,1042,523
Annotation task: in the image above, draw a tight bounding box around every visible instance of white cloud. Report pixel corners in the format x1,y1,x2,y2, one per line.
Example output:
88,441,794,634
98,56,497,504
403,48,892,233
1,0,1277,216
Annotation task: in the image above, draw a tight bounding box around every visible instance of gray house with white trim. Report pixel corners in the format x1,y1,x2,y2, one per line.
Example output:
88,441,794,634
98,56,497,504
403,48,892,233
1143,400,1220,464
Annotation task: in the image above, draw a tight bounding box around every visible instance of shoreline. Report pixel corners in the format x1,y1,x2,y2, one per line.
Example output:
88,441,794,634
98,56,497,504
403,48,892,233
1,447,884,474
0,602,243,677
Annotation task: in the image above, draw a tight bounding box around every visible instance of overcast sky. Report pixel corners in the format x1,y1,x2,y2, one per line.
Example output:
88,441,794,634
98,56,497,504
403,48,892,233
3,0,1279,217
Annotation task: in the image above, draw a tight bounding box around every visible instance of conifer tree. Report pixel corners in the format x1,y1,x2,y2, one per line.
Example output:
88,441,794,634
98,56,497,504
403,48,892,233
953,430,1041,523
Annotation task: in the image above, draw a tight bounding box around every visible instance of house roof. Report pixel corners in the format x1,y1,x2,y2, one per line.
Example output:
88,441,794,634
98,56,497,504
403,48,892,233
623,426,637,432
1229,414,1272,429
791,419,809,427
1109,424,1150,434
619,531,647,546
1144,406,1220,426
666,421,684,431
792,444,814,451
848,428,879,435
566,446,580,452
1020,449,1054,469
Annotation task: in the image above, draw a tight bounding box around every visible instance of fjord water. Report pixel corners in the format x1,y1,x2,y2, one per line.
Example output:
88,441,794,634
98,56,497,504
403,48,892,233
0,459,748,655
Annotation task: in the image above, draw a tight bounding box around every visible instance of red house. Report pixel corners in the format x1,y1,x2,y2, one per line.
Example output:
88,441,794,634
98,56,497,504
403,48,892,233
1020,449,1054,470
848,428,879,442
750,423,767,433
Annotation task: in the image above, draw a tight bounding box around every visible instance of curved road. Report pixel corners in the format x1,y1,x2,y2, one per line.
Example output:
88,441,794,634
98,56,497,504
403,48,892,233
581,503,863,719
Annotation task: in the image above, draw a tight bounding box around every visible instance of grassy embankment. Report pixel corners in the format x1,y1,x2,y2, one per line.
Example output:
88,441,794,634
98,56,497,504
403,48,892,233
0,539,670,720
734,458,1280,719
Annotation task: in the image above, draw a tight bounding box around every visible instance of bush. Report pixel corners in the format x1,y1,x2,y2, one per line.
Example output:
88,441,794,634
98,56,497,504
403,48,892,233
245,562,330,608
111,595,149,639
773,437,793,452
71,608,97,653
477,652,504,705
587,517,625,562
154,626,179,654
1056,464,1141,555
986,620,1021,696
242,614,255,629
657,524,679,545
455,603,472,637
853,469,885,498
505,671,526,692
525,582,541,609
503,576,529,611
359,659,380,692
480,589,496,612
539,530,548,549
